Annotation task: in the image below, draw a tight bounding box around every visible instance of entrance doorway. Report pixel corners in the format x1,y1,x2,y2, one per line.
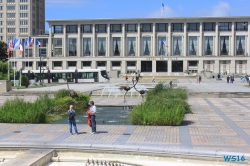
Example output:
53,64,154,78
141,61,152,72
156,61,168,72
172,61,183,72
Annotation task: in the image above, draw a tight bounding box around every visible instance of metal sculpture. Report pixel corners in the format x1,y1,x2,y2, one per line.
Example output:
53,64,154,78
119,71,146,109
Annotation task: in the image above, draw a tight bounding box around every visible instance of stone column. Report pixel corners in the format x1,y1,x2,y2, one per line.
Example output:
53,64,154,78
137,24,140,57
92,24,95,57
63,25,67,57
48,25,52,57
183,22,187,56
77,24,81,57
198,59,203,73
247,59,250,74
168,23,171,56
152,60,156,73
168,60,171,73
248,21,250,56
183,59,188,73
62,60,67,69
215,22,219,56
107,24,110,57
106,61,111,72
230,60,235,74
152,23,155,57
77,60,81,69
137,60,141,71
231,22,235,56
122,23,125,57
91,60,96,69
214,59,219,74
199,22,203,56
48,59,52,70
121,61,126,73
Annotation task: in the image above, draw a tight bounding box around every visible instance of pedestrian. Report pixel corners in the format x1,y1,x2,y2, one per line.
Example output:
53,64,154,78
245,75,249,83
227,76,229,84
125,75,128,82
249,76,250,86
68,105,78,135
199,76,201,84
169,79,173,87
152,76,155,82
231,75,234,84
196,76,199,84
88,101,97,134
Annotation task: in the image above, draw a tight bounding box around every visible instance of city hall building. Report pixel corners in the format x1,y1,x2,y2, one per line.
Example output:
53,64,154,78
13,16,250,75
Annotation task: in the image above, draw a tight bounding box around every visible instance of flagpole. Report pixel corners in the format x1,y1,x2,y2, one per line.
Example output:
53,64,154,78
14,50,15,86
8,54,10,80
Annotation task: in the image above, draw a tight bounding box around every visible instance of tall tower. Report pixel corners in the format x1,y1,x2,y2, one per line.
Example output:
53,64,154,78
0,0,45,42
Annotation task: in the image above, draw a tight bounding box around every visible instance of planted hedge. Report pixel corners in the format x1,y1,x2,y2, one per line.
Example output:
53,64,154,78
0,89,90,123
130,83,191,126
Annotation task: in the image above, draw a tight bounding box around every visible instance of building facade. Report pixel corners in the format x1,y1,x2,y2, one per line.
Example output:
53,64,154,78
11,17,250,75
0,0,45,41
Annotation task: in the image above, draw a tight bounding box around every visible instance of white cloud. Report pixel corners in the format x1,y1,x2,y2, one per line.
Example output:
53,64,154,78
178,6,183,11
148,6,176,18
210,2,231,16
195,2,231,17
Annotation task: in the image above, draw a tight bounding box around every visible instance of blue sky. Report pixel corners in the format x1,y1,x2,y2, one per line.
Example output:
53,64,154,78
45,0,250,30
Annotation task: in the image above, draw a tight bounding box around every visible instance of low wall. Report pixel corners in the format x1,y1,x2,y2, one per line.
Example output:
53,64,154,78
0,80,12,92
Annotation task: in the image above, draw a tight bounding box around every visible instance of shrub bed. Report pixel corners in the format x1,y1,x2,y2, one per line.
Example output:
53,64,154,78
0,89,90,123
130,83,191,126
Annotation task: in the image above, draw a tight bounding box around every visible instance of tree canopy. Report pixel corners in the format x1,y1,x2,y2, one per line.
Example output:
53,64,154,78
0,41,7,62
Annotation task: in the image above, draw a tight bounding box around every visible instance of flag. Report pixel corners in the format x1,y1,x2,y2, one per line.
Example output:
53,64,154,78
28,36,33,46
14,38,20,50
161,39,168,48
162,3,165,10
6,41,10,56
35,39,43,47
12,38,18,49
19,39,23,55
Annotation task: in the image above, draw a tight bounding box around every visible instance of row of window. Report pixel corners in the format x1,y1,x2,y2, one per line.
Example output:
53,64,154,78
0,20,28,26
51,35,247,57
20,61,136,67
5,13,28,18
53,22,248,34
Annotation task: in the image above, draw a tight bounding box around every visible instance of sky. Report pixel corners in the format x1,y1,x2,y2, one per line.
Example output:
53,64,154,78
45,0,250,31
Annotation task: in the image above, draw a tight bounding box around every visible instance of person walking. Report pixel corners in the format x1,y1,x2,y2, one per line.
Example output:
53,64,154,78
198,76,201,84
68,105,78,135
169,79,173,87
89,101,97,134
125,75,128,82
227,76,229,84
152,76,156,82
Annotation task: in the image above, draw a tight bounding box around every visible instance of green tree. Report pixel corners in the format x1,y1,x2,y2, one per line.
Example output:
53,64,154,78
0,41,7,61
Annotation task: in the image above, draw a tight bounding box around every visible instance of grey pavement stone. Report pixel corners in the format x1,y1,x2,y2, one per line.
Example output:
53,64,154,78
180,125,192,149
230,98,250,110
205,98,250,146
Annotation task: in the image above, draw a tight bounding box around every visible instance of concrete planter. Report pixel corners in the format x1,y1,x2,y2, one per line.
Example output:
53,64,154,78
0,80,12,92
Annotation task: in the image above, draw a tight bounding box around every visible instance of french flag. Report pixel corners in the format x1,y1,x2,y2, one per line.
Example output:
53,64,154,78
35,39,43,47
162,3,165,10
161,39,168,48
6,41,11,56
19,39,23,55
28,36,33,46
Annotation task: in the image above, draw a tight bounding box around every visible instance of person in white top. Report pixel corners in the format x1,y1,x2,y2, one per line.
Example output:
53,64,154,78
89,101,97,134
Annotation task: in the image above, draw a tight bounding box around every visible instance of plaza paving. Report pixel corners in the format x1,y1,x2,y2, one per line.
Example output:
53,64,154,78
0,77,250,163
